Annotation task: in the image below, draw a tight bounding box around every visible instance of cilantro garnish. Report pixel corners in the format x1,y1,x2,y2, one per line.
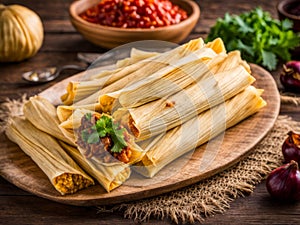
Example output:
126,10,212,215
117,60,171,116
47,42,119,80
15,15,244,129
206,8,300,70
81,114,127,153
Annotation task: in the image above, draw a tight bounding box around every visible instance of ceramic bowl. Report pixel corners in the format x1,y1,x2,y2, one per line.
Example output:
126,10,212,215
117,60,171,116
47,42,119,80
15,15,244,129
69,0,200,49
277,0,300,32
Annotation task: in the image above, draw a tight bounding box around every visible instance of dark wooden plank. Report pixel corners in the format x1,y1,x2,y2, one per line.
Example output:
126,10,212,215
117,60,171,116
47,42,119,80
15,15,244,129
1,179,300,225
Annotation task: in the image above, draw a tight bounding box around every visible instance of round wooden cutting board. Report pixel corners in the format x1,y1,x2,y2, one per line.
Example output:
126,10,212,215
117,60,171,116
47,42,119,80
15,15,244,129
0,64,280,206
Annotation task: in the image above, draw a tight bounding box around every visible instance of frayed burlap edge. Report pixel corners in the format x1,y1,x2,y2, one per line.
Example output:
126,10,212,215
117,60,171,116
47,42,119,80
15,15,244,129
0,95,27,133
280,93,300,106
98,116,300,224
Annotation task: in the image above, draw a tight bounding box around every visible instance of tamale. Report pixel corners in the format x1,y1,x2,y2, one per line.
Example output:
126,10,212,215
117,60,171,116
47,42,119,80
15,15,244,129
5,117,94,195
115,48,160,68
73,111,145,165
57,102,102,123
60,142,131,192
24,96,75,146
71,38,205,106
22,96,132,192
134,86,267,177
99,48,226,112
61,37,225,106
61,49,159,105
114,62,255,141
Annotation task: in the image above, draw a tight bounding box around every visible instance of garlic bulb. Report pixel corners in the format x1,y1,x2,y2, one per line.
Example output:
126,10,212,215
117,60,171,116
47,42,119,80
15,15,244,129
0,4,44,62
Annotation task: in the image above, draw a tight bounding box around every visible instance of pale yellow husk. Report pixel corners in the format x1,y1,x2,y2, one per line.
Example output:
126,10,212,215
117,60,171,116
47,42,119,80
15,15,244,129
69,38,205,107
5,116,94,195
23,95,75,146
115,48,160,68
99,48,226,112
21,96,132,192
135,86,267,177
113,52,255,140
60,142,131,192
61,49,159,105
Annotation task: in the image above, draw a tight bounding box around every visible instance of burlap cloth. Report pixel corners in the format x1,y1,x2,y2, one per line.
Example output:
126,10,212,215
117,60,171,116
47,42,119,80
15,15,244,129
1,96,300,224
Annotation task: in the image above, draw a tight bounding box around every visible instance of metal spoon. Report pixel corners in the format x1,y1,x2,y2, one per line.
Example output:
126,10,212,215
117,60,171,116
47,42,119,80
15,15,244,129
22,64,86,83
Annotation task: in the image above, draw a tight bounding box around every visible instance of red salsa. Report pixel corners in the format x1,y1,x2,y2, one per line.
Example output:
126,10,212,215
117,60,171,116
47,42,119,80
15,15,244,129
79,0,188,28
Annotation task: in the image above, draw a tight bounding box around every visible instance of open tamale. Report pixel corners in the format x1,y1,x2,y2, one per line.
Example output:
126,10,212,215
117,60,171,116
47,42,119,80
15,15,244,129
73,111,145,165
5,117,94,195
60,142,130,192
22,96,132,192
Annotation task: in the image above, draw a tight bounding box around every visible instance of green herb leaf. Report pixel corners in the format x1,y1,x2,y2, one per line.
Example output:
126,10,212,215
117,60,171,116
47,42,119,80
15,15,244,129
261,50,277,71
81,114,128,153
206,7,300,70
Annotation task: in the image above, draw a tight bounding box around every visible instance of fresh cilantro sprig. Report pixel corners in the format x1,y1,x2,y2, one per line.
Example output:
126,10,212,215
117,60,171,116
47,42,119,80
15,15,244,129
206,8,300,70
81,113,127,153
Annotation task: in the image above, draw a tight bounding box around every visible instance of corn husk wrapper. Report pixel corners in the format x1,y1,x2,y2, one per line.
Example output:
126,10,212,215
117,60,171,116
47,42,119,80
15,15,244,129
60,142,131,192
71,110,146,166
72,38,205,106
5,117,94,195
135,86,267,177
206,37,226,54
59,108,94,144
99,48,227,112
59,47,219,121
115,48,160,68
21,96,132,192
57,102,102,123
114,56,255,140
61,49,159,105
23,96,75,146
61,64,118,105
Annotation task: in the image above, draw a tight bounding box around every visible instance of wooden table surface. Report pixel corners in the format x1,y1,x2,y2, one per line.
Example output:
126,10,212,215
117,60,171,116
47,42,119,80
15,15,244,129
1,0,300,224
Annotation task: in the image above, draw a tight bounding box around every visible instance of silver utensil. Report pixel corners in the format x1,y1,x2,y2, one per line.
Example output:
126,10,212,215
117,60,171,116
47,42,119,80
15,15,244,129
22,64,86,83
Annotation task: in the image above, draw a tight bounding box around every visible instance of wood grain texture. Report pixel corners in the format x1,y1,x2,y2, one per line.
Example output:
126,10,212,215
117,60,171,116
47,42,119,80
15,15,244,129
0,64,280,206
2,0,300,224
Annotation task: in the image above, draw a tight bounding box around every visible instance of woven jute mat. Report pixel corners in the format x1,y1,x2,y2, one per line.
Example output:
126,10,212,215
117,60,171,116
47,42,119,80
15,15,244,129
1,96,300,224
97,115,300,223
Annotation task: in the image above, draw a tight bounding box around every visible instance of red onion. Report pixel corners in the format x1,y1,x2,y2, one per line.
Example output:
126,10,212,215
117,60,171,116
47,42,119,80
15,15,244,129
280,61,300,92
282,131,300,164
266,160,300,201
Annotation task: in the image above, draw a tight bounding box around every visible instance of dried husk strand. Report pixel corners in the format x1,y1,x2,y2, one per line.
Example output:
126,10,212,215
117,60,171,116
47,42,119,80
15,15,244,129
5,116,94,195
135,86,266,177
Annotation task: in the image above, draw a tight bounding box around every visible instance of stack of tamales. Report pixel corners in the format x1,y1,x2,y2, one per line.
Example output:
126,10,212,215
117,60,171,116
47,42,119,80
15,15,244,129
5,37,266,194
